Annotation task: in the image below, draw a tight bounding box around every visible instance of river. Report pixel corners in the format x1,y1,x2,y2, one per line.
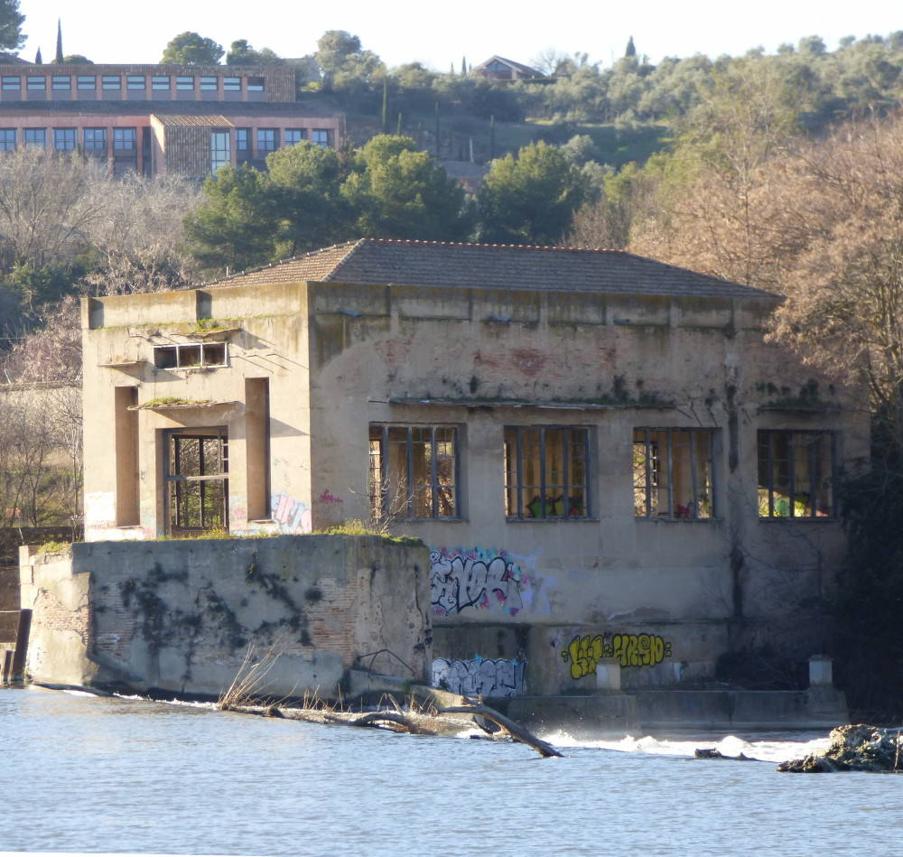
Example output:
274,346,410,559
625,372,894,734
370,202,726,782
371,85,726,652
1,686,900,856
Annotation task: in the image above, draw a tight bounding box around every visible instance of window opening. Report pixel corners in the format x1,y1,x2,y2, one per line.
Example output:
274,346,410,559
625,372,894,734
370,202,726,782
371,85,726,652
369,424,459,520
256,128,277,154
311,128,330,147
504,426,590,519
51,75,71,91
223,76,241,92
199,75,218,91
757,430,833,518
101,75,121,91
151,75,170,91
26,75,46,91
2,75,20,91
247,76,265,92
633,428,714,520
83,127,106,157
175,75,194,91
284,129,306,146
23,128,45,148
77,75,96,91
0,129,16,151
126,75,145,90
154,342,228,369
210,130,230,174
165,429,229,534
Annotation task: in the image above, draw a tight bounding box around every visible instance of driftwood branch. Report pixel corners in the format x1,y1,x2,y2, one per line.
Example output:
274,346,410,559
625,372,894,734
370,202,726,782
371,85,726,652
439,704,563,758
350,711,431,735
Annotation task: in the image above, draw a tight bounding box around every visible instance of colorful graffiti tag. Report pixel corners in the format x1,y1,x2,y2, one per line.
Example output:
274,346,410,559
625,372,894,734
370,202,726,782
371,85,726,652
432,656,526,698
271,493,312,534
561,633,673,679
429,547,530,616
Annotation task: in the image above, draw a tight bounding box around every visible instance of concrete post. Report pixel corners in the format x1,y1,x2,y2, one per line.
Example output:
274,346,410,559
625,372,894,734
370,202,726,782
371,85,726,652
595,658,621,691
809,655,833,687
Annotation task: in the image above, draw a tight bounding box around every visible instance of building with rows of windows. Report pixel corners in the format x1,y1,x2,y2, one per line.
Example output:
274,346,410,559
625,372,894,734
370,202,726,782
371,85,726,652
78,239,868,697
0,62,343,177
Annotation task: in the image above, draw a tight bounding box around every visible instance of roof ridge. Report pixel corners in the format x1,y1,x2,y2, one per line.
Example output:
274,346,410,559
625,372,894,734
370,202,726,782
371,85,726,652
362,237,627,254
202,240,360,287
322,237,369,282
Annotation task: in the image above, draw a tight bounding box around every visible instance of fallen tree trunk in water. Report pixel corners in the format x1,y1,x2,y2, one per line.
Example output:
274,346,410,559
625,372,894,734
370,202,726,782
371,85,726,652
226,698,562,758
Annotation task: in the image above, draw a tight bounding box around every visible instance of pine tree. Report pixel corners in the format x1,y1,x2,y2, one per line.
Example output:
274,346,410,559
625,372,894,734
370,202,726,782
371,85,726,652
625,36,636,58
54,19,63,63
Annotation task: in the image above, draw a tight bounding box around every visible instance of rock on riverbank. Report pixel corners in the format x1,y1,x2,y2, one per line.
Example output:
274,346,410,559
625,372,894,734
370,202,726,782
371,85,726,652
779,724,902,773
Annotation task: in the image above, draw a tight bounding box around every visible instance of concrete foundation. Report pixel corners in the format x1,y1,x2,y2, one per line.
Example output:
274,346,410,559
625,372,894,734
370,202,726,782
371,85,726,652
19,535,432,698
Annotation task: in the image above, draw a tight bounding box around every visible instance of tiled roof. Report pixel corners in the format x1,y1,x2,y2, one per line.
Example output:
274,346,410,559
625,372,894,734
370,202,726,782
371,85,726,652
153,114,234,127
208,238,777,302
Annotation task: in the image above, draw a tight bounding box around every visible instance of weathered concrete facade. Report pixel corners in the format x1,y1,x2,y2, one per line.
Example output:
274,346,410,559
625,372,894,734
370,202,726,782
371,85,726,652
79,240,869,697
19,535,431,697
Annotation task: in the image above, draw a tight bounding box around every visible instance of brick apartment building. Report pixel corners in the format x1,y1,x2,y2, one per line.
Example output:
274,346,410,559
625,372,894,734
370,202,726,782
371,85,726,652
0,62,344,178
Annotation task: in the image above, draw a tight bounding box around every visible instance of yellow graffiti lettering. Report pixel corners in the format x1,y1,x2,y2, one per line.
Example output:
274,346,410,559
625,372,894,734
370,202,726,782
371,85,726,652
563,631,673,677
561,634,604,679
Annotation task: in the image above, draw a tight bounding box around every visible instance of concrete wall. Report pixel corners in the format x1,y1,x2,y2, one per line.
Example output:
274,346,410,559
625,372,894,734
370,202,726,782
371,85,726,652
303,282,869,695
19,534,431,697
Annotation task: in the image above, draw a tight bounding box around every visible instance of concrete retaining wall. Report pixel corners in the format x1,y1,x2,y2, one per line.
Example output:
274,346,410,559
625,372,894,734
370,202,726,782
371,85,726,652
19,535,431,698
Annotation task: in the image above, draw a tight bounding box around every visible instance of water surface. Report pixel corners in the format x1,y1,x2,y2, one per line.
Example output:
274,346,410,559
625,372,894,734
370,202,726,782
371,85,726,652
1,687,899,856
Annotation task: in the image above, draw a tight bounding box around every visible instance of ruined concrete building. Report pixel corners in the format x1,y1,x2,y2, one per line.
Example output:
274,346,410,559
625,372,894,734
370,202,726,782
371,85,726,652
80,239,868,698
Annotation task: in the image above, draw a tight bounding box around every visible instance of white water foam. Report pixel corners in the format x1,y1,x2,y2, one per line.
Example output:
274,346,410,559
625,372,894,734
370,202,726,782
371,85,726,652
540,731,831,763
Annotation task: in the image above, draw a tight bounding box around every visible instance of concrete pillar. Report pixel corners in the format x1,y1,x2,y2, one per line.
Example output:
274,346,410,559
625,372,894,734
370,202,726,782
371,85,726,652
809,655,833,687
595,658,621,691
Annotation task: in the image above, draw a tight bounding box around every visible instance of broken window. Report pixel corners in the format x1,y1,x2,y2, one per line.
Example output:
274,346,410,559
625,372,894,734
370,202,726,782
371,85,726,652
504,426,590,519
633,428,714,520
368,424,459,520
165,429,229,533
757,430,833,518
153,342,227,369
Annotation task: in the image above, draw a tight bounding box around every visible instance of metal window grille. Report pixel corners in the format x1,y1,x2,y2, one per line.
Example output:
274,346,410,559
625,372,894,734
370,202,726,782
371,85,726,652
632,428,715,520
504,426,590,520
368,424,459,520
165,430,229,533
757,430,834,519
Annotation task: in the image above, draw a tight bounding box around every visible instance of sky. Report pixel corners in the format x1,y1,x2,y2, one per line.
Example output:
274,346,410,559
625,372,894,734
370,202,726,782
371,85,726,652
17,0,903,69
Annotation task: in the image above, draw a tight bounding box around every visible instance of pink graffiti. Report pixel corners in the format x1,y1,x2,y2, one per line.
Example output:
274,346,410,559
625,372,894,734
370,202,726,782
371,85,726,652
319,489,344,505
271,493,312,534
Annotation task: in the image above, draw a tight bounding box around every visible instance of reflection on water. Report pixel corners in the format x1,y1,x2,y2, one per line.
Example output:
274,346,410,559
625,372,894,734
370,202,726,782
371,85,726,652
0,687,898,857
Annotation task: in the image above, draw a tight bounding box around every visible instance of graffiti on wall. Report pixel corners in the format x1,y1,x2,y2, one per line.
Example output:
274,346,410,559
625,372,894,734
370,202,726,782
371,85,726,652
271,493,312,534
561,632,673,679
429,547,536,616
432,656,526,698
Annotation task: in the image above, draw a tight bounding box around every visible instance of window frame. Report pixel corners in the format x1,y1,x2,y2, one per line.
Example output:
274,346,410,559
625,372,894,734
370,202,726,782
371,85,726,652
199,75,218,92
101,74,121,91
151,74,171,91
757,429,836,520
153,342,229,370
223,76,241,92
23,128,45,148
83,127,107,157
369,423,461,521
26,75,46,92
163,427,230,535
247,76,265,92
0,128,14,151
175,75,194,92
51,75,71,91
53,128,76,152
77,74,97,91
311,128,330,147
632,427,716,521
126,74,146,91
1,75,20,92
504,424,593,521
283,128,306,146
255,127,278,154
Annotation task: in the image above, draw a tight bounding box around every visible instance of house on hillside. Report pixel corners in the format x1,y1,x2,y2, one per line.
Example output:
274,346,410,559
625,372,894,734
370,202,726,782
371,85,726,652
79,239,868,697
0,61,343,178
472,56,545,82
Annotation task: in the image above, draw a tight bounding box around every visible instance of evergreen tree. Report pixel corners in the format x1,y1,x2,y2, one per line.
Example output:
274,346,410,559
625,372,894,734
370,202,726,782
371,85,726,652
54,18,62,63
625,36,636,58
0,0,24,52
34,46,41,64
461,56,467,76
161,32,224,65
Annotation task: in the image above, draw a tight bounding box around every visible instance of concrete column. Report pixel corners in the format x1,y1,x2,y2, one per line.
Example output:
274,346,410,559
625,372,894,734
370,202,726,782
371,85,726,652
595,658,621,691
809,655,833,687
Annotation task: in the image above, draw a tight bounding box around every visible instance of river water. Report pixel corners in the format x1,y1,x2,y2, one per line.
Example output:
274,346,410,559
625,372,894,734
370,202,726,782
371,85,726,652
1,686,900,856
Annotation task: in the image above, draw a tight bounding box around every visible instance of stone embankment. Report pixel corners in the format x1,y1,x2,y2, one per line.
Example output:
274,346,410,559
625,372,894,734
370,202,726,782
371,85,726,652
779,724,902,773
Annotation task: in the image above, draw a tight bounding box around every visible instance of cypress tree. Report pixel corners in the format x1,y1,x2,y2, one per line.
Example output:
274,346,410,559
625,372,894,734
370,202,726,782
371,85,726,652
625,36,636,58
396,112,402,135
380,78,388,132
434,100,440,158
34,46,42,64
489,114,495,160
55,19,63,63
460,56,467,76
